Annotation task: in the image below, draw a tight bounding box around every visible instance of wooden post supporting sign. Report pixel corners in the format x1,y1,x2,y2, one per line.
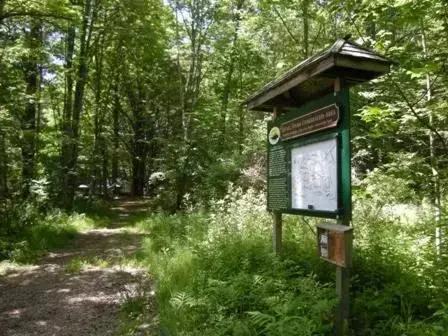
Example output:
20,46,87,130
334,77,351,336
317,222,353,335
335,266,350,335
273,213,282,253
272,106,282,254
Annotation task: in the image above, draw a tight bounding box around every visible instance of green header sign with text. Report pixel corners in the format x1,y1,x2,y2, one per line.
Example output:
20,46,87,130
267,88,351,219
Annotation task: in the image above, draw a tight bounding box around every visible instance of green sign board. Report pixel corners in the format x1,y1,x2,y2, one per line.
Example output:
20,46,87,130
267,88,351,219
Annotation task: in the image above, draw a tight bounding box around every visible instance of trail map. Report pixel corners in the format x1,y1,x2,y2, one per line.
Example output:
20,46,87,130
291,138,338,212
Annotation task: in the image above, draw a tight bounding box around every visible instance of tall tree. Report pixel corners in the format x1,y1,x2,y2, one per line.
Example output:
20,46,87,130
60,0,95,208
21,20,42,196
171,0,215,208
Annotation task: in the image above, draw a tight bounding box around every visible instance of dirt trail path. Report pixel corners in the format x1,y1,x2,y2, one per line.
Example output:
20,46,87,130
0,198,150,336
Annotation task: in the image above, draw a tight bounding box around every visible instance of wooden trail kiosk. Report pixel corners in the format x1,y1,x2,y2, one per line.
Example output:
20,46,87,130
244,38,394,335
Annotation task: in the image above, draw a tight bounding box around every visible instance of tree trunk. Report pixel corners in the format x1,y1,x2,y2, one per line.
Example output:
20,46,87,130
0,130,8,199
131,112,147,197
127,82,148,197
21,21,41,197
60,26,75,207
421,24,443,255
91,42,104,196
174,2,191,209
91,105,100,196
238,68,245,154
68,0,91,203
131,122,146,197
131,154,145,197
173,0,210,209
112,82,120,197
101,142,108,198
111,39,124,198
35,64,43,169
61,0,93,209
302,0,310,58
219,0,244,151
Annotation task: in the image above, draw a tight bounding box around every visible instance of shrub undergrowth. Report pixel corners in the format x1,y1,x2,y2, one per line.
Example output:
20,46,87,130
123,188,335,335
120,186,448,335
0,197,113,263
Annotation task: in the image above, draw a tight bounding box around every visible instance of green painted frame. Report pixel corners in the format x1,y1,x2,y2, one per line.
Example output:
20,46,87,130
267,88,351,219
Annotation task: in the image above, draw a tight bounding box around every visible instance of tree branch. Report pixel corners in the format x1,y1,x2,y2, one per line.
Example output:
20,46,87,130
0,11,74,22
272,5,300,45
387,73,447,151
310,21,324,55
407,63,445,109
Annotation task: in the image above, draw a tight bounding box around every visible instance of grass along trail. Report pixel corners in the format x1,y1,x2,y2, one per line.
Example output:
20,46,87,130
0,198,152,336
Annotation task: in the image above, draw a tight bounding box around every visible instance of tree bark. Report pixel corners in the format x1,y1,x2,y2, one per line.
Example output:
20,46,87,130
302,0,310,58
91,40,104,196
60,0,94,208
238,67,244,154
127,82,148,197
60,26,75,207
21,21,41,197
0,129,7,199
35,63,43,169
67,0,92,202
219,0,244,151
112,81,120,197
131,117,147,197
101,142,108,197
173,0,211,209
421,25,443,255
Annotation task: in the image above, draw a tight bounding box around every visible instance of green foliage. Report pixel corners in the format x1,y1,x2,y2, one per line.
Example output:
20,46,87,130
2,0,448,334
64,256,85,273
356,168,418,205
125,188,336,335
64,256,111,273
349,196,448,335
0,197,112,263
119,187,448,335
0,207,77,263
2,0,447,212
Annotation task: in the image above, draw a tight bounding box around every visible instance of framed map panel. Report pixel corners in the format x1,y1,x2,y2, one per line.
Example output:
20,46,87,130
291,137,338,212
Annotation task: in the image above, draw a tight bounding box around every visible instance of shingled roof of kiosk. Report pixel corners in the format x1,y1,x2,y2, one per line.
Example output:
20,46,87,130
244,39,395,112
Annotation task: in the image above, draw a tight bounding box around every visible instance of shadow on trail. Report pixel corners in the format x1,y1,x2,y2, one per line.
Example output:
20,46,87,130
109,197,151,228
0,197,152,336
0,266,147,336
39,229,149,266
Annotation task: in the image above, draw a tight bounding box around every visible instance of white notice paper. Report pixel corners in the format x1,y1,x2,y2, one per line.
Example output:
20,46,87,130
291,138,338,212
